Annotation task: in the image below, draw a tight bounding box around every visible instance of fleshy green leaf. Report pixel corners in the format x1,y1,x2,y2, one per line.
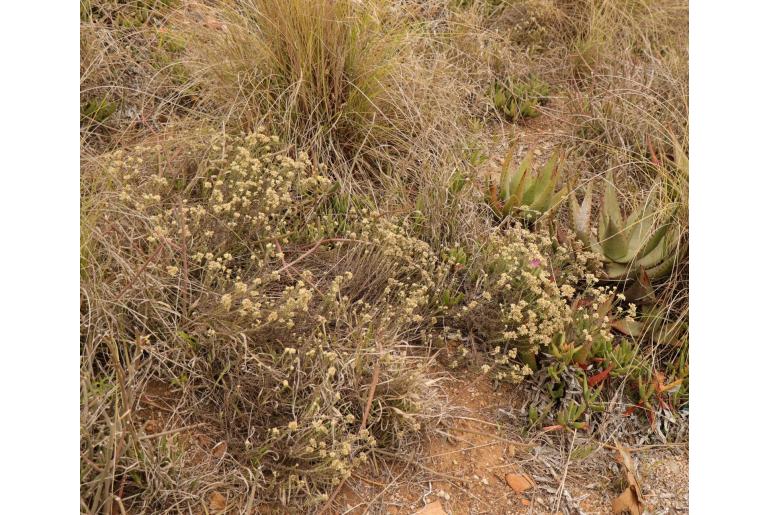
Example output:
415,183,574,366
599,214,629,261
602,172,623,227
645,252,677,280
569,182,593,245
636,232,672,269
605,261,631,279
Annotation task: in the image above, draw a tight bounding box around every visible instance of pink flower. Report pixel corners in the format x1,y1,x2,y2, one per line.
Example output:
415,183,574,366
530,259,541,268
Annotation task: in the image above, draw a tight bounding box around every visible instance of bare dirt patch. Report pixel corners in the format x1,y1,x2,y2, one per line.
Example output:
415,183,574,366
339,366,688,514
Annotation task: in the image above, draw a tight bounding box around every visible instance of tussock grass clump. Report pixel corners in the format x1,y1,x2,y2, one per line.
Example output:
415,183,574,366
181,0,462,174
80,130,450,512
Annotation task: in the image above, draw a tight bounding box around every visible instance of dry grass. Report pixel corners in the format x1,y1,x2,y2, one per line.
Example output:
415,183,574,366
178,0,472,179
81,0,688,511
565,0,689,173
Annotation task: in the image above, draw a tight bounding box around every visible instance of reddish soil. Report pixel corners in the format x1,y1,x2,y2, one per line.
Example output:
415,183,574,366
339,367,688,515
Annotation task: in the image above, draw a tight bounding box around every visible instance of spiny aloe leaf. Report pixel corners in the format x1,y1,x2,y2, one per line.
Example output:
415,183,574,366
532,179,567,216
513,164,530,206
605,261,631,280
589,237,603,257
526,152,560,208
636,232,673,269
611,318,644,338
522,180,540,206
569,182,593,245
616,210,666,263
540,151,560,188
602,172,624,227
524,174,547,206
625,200,656,259
499,145,516,200
547,184,569,213
639,217,676,258
506,150,532,202
531,189,551,215
599,214,629,262
645,252,677,280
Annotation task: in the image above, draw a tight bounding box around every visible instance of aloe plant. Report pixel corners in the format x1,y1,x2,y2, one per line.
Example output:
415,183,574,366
488,149,567,221
570,174,679,281
490,76,549,120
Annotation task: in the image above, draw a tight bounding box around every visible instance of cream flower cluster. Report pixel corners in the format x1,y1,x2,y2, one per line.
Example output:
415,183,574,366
455,225,601,383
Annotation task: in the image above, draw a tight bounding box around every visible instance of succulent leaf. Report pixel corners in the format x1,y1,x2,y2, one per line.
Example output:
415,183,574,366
599,214,629,261
645,251,677,280
522,181,539,206
508,151,531,199
625,201,656,258
499,146,516,199
488,148,566,222
638,218,674,258
605,261,632,280
636,232,672,269
526,152,558,206
602,173,623,227
569,182,593,245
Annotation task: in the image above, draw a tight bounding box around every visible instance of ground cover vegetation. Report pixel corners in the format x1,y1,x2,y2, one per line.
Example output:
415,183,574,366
81,0,688,511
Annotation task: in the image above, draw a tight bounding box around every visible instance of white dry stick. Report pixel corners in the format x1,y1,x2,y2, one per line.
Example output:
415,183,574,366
554,429,578,514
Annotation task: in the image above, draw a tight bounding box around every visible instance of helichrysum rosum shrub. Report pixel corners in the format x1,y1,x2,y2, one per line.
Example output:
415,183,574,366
448,225,602,383
80,129,451,512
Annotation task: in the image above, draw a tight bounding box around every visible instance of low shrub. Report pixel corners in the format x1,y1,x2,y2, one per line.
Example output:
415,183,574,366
447,225,602,381
80,129,450,511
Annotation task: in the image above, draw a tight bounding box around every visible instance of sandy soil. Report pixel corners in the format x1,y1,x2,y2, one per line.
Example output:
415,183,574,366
338,366,688,515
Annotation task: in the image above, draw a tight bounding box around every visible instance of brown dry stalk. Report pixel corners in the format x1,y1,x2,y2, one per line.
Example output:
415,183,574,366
359,353,382,432
276,237,372,275
112,242,165,302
